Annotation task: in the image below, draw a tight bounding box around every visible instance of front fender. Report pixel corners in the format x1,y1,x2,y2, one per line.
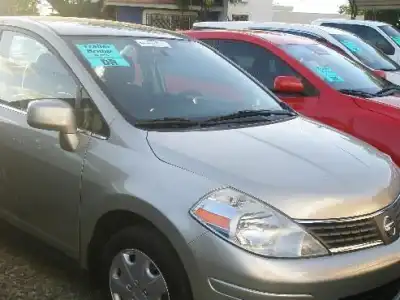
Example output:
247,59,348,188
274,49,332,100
79,141,220,296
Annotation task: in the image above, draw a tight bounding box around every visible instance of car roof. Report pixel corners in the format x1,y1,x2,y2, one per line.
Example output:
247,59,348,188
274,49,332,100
189,29,317,45
0,16,187,40
193,21,353,36
192,21,257,30
312,18,389,27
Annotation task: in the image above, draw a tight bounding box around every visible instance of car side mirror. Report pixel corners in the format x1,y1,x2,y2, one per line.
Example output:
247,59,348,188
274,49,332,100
27,99,79,152
274,76,304,94
372,69,386,79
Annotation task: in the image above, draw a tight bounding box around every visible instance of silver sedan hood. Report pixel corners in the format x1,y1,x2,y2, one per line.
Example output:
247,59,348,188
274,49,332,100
147,117,400,220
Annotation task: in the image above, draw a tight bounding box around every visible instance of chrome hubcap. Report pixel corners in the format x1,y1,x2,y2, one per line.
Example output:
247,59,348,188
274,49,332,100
109,249,170,300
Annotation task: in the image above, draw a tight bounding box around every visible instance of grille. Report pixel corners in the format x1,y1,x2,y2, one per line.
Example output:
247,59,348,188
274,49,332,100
300,196,400,253
301,217,381,253
340,278,400,300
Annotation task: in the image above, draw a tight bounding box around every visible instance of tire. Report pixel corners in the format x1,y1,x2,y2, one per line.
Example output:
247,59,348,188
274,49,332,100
100,225,193,300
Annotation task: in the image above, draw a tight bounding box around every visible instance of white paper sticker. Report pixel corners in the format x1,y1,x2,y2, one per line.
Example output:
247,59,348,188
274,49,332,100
135,39,171,48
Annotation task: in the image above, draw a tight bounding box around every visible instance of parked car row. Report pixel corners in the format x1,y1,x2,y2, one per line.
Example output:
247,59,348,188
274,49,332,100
0,16,399,300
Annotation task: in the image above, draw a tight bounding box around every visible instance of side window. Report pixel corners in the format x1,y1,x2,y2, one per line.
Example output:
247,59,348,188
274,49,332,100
200,39,218,48
78,88,110,137
215,39,318,96
317,39,351,58
0,31,108,136
0,31,77,110
352,25,395,56
285,32,349,57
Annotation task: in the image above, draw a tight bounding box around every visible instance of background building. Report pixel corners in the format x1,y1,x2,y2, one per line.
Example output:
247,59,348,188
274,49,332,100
108,0,357,29
227,0,356,24
109,0,227,29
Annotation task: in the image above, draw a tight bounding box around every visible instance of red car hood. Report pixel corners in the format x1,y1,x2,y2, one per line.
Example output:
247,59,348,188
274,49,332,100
354,94,400,120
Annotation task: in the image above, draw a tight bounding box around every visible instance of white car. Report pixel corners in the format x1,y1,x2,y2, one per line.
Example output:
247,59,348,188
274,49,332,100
193,21,400,85
312,19,400,65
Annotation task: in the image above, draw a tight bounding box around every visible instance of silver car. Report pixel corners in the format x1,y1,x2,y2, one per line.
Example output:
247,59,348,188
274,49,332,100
0,16,399,300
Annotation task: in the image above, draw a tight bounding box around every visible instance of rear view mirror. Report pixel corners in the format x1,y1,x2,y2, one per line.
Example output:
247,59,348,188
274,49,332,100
27,99,79,152
274,76,304,94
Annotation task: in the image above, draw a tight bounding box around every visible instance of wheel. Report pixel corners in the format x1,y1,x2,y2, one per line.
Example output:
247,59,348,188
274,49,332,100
100,226,192,300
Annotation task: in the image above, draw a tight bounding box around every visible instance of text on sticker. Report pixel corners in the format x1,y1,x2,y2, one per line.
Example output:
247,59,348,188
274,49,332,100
76,43,130,68
135,39,171,48
340,40,361,53
315,66,344,83
392,36,400,46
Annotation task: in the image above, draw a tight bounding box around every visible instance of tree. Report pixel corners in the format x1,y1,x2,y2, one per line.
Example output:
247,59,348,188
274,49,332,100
45,0,114,18
338,0,363,19
0,0,39,15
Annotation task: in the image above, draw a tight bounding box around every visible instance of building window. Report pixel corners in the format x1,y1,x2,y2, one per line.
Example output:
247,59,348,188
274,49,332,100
232,14,249,21
143,9,198,30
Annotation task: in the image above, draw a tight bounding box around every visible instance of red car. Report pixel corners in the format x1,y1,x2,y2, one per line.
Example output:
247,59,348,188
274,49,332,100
184,29,400,166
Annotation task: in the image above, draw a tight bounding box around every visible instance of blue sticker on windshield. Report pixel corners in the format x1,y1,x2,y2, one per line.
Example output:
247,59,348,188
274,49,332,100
391,36,400,46
340,40,361,53
315,66,344,83
76,44,129,68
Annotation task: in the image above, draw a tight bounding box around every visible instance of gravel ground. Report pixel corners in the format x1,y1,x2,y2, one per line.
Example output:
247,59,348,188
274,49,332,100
0,220,103,300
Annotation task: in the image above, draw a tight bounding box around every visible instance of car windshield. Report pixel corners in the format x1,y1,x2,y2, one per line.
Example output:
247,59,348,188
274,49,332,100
65,36,285,124
331,33,400,71
281,43,388,95
379,25,400,47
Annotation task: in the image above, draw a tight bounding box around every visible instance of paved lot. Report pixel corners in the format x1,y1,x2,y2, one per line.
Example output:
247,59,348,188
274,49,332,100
0,220,101,300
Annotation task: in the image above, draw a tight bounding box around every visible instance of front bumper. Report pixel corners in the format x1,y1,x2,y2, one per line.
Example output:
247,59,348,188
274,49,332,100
188,231,400,300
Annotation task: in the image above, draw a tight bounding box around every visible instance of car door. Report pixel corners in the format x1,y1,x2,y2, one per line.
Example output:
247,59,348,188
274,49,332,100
0,28,92,257
202,38,320,114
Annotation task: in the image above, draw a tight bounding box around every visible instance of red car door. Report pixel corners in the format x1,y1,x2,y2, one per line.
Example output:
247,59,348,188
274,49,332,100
276,91,319,113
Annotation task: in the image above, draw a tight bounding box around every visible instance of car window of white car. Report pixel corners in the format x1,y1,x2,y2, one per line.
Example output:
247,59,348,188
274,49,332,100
321,23,395,56
379,25,400,48
330,33,400,71
202,38,318,97
282,42,388,96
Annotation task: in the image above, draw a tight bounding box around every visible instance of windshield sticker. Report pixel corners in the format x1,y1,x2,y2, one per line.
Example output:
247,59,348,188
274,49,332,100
340,40,361,53
314,66,344,83
391,36,400,46
76,44,130,68
135,39,171,48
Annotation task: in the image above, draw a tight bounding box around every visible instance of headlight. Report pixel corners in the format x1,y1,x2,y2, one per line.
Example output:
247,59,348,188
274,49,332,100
190,188,329,258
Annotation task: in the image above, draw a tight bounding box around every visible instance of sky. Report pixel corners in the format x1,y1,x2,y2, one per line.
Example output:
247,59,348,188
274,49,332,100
38,0,350,15
273,0,348,13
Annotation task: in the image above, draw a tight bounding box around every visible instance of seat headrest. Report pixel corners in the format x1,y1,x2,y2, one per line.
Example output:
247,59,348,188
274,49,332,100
102,54,135,85
33,52,67,74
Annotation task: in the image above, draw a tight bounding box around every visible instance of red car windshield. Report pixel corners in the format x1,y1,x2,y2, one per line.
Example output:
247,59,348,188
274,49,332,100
330,33,400,71
281,43,388,95
67,36,284,122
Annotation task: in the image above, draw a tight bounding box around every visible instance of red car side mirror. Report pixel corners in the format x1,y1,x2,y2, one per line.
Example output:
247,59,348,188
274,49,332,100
371,69,386,79
274,76,304,94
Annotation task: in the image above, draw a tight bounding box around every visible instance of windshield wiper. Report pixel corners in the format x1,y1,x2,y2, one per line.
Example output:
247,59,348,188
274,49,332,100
374,85,400,97
135,117,200,129
338,89,374,98
204,109,297,123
